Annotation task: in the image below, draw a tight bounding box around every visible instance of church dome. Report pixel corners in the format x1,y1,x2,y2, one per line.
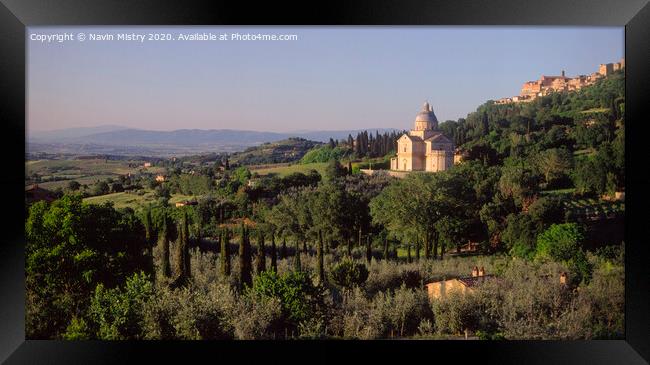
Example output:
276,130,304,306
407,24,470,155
414,101,438,130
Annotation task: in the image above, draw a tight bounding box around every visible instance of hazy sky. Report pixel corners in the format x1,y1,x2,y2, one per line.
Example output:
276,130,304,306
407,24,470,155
27,26,623,133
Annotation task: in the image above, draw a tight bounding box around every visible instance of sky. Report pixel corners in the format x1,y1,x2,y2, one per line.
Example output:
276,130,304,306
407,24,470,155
27,26,624,133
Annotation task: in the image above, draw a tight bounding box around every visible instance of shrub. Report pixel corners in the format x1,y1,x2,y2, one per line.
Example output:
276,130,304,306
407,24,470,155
62,317,91,340
232,293,283,340
433,291,482,336
330,259,369,289
251,270,327,331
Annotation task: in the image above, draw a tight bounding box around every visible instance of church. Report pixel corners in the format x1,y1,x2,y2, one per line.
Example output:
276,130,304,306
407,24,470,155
390,102,454,172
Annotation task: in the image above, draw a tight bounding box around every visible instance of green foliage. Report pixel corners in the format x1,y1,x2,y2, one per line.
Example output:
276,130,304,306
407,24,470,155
26,195,149,339
220,229,231,276
88,272,153,340
232,167,252,186
239,224,253,289
67,180,81,191
251,270,326,328
168,173,213,195
502,213,539,259
301,145,350,164
330,259,369,289
324,159,347,181
92,181,110,196
536,223,591,283
62,317,91,340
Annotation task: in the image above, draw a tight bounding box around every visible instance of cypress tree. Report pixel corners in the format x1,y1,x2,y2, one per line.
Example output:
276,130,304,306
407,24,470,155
182,210,191,278
159,214,171,278
173,218,183,278
239,224,252,289
358,227,362,249
366,235,372,264
433,231,439,260
347,160,353,175
347,237,352,257
317,230,325,284
280,237,287,260
143,205,152,244
424,232,431,260
220,228,231,276
415,239,421,261
293,239,301,272
302,240,308,255
255,230,266,275
383,236,389,261
270,232,277,272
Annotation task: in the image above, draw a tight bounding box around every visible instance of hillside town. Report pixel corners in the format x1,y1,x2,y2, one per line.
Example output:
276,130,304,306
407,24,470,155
494,58,624,104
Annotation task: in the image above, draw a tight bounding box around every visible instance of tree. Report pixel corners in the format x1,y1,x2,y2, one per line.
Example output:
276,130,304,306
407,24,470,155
280,237,287,260
88,272,153,340
255,231,266,275
329,259,369,290
317,230,325,284
220,228,231,276
174,211,191,283
67,180,81,191
293,239,301,272
383,235,389,261
502,213,538,259
239,224,253,289
366,235,372,264
270,232,278,273
93,181,110,196
534,148,573,187
536,223,591,283
111,183,124,193
324,159,346,181
26,195,149,339
251,271,326,332
498,163,540,209
407,243,412,263
158,215,171,278
142,206,153,244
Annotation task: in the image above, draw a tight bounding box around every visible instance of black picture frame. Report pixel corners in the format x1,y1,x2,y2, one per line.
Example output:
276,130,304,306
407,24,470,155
1,0,648,363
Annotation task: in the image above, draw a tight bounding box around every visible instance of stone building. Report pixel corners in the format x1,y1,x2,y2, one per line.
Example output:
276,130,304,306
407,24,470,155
425,267,492,301
390,102,454,172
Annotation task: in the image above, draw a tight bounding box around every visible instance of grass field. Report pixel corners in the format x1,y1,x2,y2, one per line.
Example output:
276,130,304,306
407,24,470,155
26,159,166,189
250,162,328,178
579,107,610,114
83,190,194,210
540,187,576,196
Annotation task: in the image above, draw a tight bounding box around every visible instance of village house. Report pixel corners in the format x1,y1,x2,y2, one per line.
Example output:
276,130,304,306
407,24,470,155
155,175,166,182
425,267,492,301
426,268,569,301
143,162,152,168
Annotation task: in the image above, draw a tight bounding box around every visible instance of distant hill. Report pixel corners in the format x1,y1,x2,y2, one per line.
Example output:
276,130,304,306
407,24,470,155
230,138,323,165
27,127,398,157
29,125,129,142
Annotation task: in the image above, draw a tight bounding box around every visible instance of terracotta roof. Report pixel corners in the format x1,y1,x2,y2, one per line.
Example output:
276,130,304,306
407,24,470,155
402,134,422,142
425,133,451,143
457,275,495,287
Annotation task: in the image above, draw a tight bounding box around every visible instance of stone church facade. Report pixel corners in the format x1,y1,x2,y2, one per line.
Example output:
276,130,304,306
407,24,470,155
390,102,454,172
